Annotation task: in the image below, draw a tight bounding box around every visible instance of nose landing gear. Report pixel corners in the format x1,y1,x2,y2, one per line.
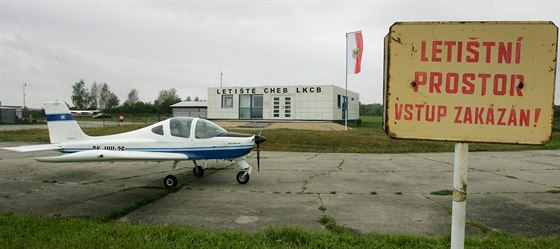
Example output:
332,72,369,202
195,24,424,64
236,171,250,184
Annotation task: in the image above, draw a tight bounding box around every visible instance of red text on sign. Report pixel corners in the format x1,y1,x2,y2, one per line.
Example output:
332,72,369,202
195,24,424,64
394,104,447,122
414,71,524,96
420,37,523,64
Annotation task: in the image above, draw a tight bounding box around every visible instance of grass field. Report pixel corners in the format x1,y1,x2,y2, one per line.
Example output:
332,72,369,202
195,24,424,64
1,116,559,153
1,214,558,249
255,116,560,153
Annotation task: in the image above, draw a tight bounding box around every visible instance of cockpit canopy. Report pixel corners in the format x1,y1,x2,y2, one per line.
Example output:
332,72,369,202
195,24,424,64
169,117,193,138
161,117,226,139
194,118,227,139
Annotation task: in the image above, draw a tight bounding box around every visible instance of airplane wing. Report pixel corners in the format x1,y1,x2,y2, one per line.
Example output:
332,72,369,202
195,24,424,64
36,150,189,163
2,144,62,152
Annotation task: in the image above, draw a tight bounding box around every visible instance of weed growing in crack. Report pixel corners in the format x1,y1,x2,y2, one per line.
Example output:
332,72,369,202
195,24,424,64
430,189,453,196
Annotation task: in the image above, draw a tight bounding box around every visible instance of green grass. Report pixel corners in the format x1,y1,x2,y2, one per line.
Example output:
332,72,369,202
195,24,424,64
252,116,560,153
1,214,558,249
73,115,172,124
0,125,147,142
1,116,559,153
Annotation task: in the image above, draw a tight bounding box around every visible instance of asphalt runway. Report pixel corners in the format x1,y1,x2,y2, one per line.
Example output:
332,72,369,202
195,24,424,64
1,142,558,237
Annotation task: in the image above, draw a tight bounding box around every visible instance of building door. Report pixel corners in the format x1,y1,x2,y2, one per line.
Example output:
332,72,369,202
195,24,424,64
272,96,293,119
239,95,263,120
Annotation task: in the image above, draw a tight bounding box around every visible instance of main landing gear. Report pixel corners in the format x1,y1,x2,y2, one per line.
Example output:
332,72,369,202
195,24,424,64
163,160,207,188
163,160,181,188
162,159,254,188
192,160,205,177
164,175,178,188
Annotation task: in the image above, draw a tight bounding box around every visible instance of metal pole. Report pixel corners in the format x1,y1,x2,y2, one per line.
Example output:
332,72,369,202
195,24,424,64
23,83,27,108
345,33,348,131
451,143,468,249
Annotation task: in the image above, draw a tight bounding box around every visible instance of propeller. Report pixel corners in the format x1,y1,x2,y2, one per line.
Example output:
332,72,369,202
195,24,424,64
254,129,267,172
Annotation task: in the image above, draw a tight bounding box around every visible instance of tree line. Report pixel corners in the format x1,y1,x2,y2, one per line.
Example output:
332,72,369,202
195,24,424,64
64,80,560,120
360,103,383,116
71,80,201,114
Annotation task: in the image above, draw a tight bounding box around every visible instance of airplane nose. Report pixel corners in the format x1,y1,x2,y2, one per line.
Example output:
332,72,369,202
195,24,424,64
254,135,267,145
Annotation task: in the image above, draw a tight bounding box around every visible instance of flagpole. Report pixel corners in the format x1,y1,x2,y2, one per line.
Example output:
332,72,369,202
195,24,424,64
345,32,348,131
345,30,361,131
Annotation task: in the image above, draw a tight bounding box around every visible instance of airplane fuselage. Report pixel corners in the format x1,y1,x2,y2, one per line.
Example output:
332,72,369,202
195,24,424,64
57,117,256,160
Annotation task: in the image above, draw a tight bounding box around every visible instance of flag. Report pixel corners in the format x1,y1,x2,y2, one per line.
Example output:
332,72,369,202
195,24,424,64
346,31,363,74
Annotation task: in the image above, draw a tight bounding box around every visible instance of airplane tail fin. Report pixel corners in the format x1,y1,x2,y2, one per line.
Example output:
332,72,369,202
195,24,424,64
44,101,90,143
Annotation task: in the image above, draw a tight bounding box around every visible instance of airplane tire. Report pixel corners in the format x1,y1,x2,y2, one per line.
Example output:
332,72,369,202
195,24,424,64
164,175,178,188
236,171,250,184
193,166,205,177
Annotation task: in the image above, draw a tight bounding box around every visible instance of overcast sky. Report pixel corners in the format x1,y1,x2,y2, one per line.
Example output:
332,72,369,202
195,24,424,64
1,0,559,108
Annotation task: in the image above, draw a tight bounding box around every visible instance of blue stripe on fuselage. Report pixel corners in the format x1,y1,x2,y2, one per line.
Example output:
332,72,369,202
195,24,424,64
46,114,75,121
186,147,253,159
61,146,254,160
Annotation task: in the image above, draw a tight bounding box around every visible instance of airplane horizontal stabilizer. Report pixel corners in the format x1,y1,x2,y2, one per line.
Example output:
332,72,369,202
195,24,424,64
2,144,62,153
36,150,189,163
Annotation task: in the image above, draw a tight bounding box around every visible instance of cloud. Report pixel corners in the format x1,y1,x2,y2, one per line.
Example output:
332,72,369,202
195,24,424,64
1,1,559,108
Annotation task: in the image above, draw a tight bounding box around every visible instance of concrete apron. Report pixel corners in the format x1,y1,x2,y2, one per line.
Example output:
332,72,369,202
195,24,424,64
1,143,558,237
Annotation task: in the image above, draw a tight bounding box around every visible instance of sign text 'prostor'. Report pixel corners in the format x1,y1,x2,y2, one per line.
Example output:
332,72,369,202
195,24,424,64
383,22,558,145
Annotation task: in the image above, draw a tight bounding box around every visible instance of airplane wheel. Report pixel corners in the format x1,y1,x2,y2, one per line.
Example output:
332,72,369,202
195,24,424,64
236,171,250,184
193,166,205,177
164,175,178,188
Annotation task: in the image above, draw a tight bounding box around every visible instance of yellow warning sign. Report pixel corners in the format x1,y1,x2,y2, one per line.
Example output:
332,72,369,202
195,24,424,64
383,21,558,144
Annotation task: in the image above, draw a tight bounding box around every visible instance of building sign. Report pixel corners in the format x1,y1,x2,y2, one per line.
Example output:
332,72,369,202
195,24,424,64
216,86,323,95
383,22,558,144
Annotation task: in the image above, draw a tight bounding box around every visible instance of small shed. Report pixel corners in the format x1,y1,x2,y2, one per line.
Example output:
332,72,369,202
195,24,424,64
171,101,208,118
0,106,17,124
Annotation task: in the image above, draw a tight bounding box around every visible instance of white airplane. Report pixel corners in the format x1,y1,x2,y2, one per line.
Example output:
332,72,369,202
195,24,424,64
70,110,99,117
2,101,267,188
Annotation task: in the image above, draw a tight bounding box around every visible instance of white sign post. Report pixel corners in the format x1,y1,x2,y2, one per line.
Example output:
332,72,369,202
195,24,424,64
451,143,468,249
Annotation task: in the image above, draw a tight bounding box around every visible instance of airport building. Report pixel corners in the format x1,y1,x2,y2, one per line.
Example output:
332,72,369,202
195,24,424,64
171,101,208,118
0,102,22,124
206,85,359,121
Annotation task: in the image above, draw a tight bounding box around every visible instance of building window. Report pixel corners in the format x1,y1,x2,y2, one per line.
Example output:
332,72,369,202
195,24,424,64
284,97,291,118
273,97,280,117
222,95,233,108
337,95,341,109
239,95,251,119
251,95,263,119
239,94,263,119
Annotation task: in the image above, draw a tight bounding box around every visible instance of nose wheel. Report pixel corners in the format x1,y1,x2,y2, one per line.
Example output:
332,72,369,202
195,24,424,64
236,171,250,184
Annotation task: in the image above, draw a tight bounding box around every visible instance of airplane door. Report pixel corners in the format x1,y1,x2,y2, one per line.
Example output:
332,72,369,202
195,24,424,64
272,96,293,119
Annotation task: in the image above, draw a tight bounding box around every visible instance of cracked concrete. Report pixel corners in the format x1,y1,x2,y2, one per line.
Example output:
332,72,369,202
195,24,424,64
1,143,558,237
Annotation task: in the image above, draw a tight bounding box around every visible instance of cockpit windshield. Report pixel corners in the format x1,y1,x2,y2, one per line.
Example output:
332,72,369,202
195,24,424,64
195,119,226,139
169,117,193,138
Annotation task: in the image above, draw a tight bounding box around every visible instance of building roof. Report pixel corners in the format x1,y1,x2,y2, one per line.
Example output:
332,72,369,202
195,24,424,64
171,101,208,108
